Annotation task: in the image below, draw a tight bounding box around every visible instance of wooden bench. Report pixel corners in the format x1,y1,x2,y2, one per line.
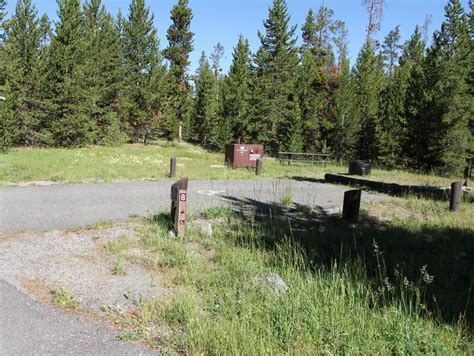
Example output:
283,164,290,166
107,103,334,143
278,152,332,165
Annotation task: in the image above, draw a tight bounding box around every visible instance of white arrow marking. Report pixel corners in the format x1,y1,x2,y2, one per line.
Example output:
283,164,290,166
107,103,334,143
198,190,225,196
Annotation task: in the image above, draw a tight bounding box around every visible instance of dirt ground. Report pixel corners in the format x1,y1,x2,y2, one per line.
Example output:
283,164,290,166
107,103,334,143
0,225,164,314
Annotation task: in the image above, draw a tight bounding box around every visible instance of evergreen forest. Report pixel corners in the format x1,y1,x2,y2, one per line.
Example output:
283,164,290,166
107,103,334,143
0,0,472,175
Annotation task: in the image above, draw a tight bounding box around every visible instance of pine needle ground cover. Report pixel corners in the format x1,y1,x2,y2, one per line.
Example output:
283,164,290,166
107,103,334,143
108,196,473,354
0,142,460,186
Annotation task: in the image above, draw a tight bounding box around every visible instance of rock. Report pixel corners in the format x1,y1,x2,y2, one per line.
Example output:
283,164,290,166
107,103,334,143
168,230,176,239
254,273,288,296
202,222,213,237
193,220,213,237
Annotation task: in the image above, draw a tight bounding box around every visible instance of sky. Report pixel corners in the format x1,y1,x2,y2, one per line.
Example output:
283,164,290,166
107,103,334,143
4,0,471,73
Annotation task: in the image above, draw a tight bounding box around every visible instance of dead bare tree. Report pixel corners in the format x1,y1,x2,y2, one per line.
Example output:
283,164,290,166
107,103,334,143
363,0,384,45
422,15,433,44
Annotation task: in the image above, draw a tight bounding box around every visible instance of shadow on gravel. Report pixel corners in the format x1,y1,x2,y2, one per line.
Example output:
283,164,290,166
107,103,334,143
223,195,474,328
292,175,462,202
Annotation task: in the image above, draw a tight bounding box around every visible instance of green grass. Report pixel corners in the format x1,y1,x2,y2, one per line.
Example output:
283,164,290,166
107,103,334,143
51,289,77,309
0,142,462,185
280,189,294,207
110,202,473,354
103,235,132,255
200,205,234,220
351,167,460,186
112,256,127,276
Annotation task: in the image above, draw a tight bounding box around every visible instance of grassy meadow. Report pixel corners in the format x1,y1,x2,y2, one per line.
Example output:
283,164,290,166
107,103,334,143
0,142,463,186
101,194,473,354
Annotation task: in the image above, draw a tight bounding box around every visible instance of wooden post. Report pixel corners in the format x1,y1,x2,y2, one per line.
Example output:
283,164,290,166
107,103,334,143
450,181,463,212
256,158,263,176
343,189,362,223
170,157,176,178
178,125,182,142
171,177,188,237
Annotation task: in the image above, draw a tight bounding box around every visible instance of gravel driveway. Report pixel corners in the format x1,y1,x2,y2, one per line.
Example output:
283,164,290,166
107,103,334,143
0,178,387,354
0,178,386,234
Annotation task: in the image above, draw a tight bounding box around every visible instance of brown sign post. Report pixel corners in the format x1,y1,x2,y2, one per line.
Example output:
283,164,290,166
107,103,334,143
171,177,188,237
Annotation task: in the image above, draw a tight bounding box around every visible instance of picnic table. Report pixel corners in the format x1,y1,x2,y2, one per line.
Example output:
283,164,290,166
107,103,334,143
278,152,332,165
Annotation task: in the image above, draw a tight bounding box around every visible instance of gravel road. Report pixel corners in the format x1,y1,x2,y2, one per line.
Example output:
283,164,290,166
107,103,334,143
0,178,386,355
0,280,155,355
0,178,385,234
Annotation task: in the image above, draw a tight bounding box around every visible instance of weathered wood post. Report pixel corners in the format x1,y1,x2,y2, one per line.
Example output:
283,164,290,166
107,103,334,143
450,181,463,212
343,189,362,223
171,177,188,237
256,158,263,176
170,157,177,178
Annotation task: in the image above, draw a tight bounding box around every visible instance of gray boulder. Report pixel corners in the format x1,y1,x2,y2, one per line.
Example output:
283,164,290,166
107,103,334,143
254,273,288,296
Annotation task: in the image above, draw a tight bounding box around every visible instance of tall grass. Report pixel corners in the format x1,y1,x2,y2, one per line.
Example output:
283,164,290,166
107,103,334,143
114,205,473,354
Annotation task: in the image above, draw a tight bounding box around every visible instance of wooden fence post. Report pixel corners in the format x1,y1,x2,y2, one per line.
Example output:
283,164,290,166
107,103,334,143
450,181,463,212
256,158,263,176
170,157,176,178
343,189,362,223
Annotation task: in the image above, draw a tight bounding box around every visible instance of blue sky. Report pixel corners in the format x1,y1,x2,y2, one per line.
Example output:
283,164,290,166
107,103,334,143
5,0,470,72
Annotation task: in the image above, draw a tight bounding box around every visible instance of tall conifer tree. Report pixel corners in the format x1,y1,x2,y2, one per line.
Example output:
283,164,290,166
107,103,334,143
382,25,402,75
302,6,336,67
164,0,194,140
252,0,302,153
221,35,252,142
352,42,384,160
121,0,167,144
43,0,91,147
83,0,124,145
405,0,471,173
378,26,424,168
330,21,357,161
192,52,218,145
3,0,49,145
0,0,8,93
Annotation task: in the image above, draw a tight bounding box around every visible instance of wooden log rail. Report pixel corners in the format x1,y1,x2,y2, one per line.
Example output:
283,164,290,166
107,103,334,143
278,152,332,165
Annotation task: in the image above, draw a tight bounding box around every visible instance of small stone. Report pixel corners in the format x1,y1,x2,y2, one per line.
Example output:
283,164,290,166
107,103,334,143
168,230,176,239
254,272,288,296
202,222,213,237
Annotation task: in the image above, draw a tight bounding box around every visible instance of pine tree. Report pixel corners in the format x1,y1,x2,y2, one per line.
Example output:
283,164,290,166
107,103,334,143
301,6,336,67
468,0,474,148
299,7,347,154
0,84,16,153
0,0,5,25
192,52,218,145
298,48,327,152
331,56,357,161
352,41,384,160
221,35,252,142
378,27,424,168
210,42,225,80
121,0,167,144
405,0,471,174
3,0,49,145
0,0,7,93
382,25,402,75
251,0,302,153
0,0,6,42
330,21,357,161
83,0,125,145
163,0,194,140
42,0,91,147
